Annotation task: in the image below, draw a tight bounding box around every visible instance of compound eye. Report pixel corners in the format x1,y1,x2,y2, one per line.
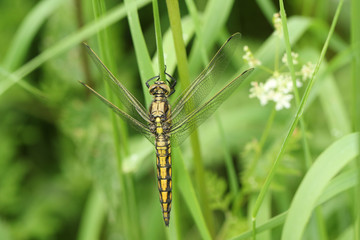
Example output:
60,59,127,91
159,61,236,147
149,85,156,95
162,85,171,95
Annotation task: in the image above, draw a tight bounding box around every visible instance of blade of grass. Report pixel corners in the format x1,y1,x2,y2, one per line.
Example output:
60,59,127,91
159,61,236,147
124,0,154,105
255,0,277,24
252,0,344,232
280,0,312,167
282,132,359,240
2,0,63,70
166,0,214,235
351,0,360,236
188,0,235,78
173,148,212,240
90,1,138,239
279,4,327,239
185,0,240,200
316,168,358,205
0,66,46,98
151,15,195,76
152,0,166,82
0,0,63,97
77,187,106,240
0,0,151,97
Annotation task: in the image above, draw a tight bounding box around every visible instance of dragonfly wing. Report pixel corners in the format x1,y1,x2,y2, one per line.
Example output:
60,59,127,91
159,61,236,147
171,33,243,122
80,82,155,145
83,43,150,125
170,68,253,146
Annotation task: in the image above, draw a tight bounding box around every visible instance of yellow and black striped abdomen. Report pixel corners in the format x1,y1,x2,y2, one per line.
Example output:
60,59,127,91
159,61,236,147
156,135,172,226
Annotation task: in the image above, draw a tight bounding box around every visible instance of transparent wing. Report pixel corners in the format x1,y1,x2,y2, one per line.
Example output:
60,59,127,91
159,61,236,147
80,81,155,145
170,68,253,146
83,43,150,125
170,33,243,123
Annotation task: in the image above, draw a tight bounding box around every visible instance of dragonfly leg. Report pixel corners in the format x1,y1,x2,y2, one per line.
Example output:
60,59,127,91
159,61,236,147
146,75,160,88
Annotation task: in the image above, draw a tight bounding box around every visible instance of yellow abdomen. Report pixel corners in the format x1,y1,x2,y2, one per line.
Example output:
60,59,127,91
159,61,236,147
156,135,172,226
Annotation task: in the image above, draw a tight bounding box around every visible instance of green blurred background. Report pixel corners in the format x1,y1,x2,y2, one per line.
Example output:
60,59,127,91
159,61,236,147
0,0,357,239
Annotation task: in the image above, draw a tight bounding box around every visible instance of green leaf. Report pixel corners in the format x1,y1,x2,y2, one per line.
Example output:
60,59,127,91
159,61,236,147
282,133,360,240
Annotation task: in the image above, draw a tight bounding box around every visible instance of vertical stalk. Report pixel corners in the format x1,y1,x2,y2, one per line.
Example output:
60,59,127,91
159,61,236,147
152,0,166,81
280,2,326,239
91,1,139,239
77,188,106,240
280,1,312,168
185,0,239,200
351,0,360,236
165,0,214,235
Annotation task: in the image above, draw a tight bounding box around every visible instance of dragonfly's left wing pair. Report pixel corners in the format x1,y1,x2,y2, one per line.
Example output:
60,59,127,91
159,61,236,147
80,44,155,144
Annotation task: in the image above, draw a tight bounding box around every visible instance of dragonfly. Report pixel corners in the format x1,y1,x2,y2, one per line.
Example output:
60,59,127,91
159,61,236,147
80,33,253,227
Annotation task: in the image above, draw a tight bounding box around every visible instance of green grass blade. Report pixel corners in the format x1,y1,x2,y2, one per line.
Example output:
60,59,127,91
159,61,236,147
152,0,166,82
0,0,63,98
174,148,212,240
91,1,142,239
351,0,360,236
188,0,235,78
166,0,213,234
0,66,46,98
2,0,64,70
316,168,358,205
124,0,154,105
185,0,239,198
255,0,277,24
151,15,195,76
282,133,359,240
0,0,151,97
77,188,106,240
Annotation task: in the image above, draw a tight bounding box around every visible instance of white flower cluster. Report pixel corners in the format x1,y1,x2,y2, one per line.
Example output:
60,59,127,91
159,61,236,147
243,46,261,68
282,52,298,66
244,50,315,111
242,12,316,111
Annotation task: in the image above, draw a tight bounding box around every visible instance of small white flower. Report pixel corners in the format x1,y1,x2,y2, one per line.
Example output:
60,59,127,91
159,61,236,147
264,77,277,91
276,74,292,93
243,46,261,68
273,13,283,38
273,93,293,110
282,52,299,66
249,82,269,105
300,62,315,81
249,82,263,98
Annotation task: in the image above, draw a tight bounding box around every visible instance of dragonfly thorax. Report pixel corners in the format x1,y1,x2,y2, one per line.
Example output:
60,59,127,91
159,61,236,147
149,81,171,96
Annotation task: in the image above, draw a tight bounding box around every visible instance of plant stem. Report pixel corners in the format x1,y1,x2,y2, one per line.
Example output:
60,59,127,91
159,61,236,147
166,0,214,235
351,0,360,236
152,0,166,82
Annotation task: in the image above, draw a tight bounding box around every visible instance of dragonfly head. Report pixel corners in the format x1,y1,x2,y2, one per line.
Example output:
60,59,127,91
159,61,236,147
149,81,171,96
